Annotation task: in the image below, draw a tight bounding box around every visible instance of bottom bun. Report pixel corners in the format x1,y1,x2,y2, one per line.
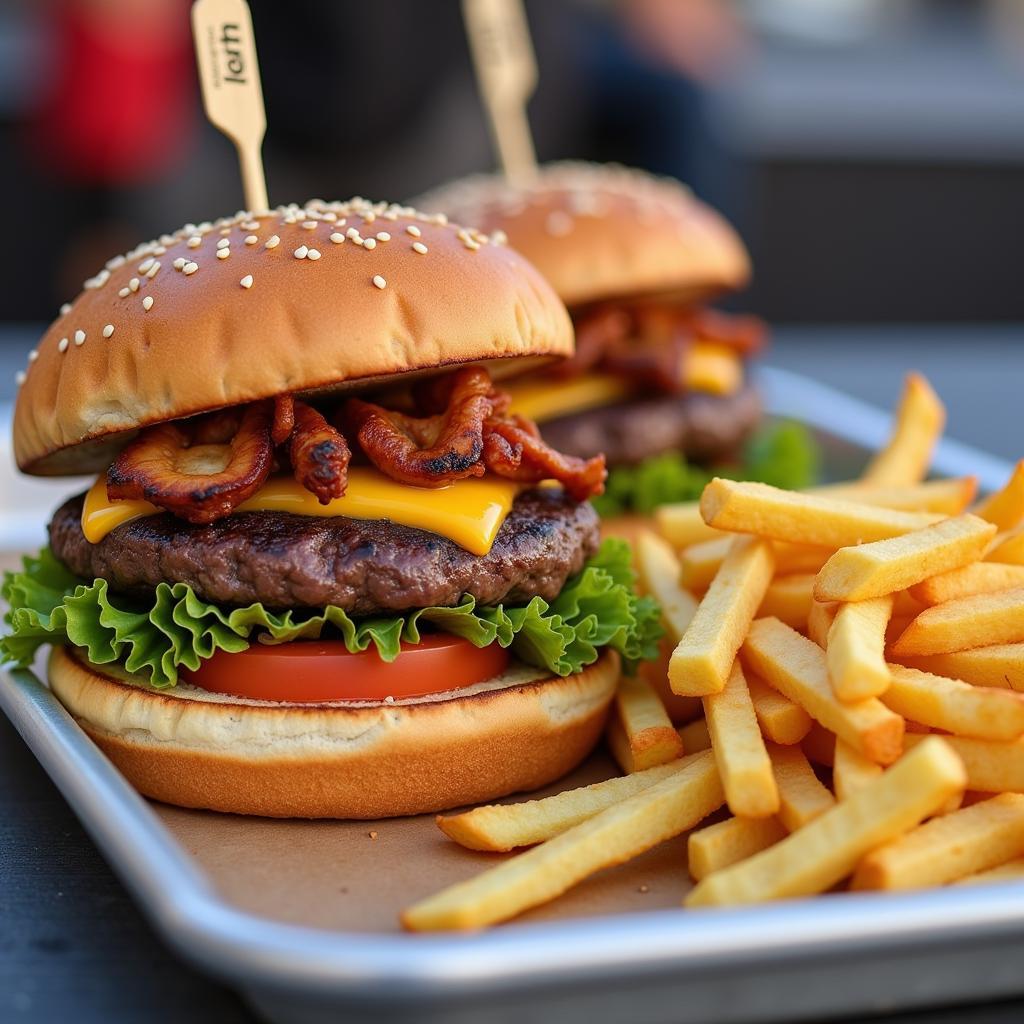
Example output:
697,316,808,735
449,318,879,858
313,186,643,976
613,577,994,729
48,646,619,819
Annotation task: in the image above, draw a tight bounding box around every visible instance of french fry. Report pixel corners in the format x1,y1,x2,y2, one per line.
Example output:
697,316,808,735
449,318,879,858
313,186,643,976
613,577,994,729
634,532,699,642
955,857,1024,886
688,816,787,881
814,516,996,603
891,587,1024,657
768,742,836,831
747,673,812,745
833,738,883,800
742,617,905,764
682,537,830,592
826,595,893,701
975,460,1024,531
654,502,723,548
861,373,945,486
685,737,966,907
807,599,837,649
704,661,779,817
909,562,1024,606
437,759,694,852
678,716,712,753
700,479,942,549
802,722,836,766
894,644,1024,692
851,793,1024,891
403,751,724,930
883,664,1024,741
903,732,1024,793
669,538,775,696
608,674,684,773
759,574,815,629
985,526,1024,566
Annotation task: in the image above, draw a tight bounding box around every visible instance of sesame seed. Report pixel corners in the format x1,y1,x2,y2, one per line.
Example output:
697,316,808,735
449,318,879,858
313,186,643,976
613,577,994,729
492,229,508,245
60,302,72,315
412,241,428,254
219,227,231,235
240,274,254,289
241,220,260,231
118,287,131,298
363,238,377,250
129,278,140,292
187,236,202,248
183,262,198,275
376,232,391,242
330,232,345,244
28,349,38,362
302,220,317,230
105,255,126,270
464,239,481,251
145,261,160,277
307,248,321,260
74,330,86,345
294,245,309,259
173,257,186,270
216,238,231,250
142,296,154,311
406,225,421,238
153,246,166,255
353,237,364,246
546,210,574,237
102,324,115,338
244,235,258,245
372,275,387,289
58,338,69,353
435,213,448,225
216,249,230,259
138,257,155,272
15,370,26,385
346,227,360,238
265,234,280,249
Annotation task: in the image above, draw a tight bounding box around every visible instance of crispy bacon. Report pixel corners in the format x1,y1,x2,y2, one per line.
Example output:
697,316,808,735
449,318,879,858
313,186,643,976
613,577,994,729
271,394,295,446
549,305,632,379
289,400,350,503
483,414,606,502
683,307,767,356
346,367,493,487
107,403,274,524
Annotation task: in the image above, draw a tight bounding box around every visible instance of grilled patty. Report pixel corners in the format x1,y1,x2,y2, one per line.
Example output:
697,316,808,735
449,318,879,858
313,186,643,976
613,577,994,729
50,489,600,615
540,384,762,467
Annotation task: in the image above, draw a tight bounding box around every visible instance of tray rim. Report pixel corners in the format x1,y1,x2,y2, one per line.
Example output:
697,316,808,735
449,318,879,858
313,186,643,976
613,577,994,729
3,368,1024,1006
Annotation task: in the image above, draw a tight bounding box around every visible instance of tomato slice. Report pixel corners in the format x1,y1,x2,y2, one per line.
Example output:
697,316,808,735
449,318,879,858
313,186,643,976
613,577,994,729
181,633,510,703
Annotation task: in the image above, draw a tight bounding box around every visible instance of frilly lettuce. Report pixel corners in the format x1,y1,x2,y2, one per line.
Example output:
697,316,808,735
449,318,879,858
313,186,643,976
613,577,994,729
1,540,662,689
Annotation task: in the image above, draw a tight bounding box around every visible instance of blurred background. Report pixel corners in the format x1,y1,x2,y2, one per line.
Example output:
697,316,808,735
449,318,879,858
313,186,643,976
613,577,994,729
0,0,1022,436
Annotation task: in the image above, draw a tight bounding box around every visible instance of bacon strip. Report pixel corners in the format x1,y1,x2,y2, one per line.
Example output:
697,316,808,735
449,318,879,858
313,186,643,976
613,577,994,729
289,400,350,503
271,394,295,446
107,403,274,524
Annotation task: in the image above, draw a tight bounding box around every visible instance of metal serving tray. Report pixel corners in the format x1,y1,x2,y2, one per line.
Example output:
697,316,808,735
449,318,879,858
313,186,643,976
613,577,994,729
2,368,1023,1024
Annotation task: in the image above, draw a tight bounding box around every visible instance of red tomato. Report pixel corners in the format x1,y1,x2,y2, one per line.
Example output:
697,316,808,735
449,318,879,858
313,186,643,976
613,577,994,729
182,634,510,703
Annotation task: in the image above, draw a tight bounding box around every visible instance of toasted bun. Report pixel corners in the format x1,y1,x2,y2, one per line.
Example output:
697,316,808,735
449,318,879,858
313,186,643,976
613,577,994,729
48,646,618,818
417,163,751,308
14,199,573,476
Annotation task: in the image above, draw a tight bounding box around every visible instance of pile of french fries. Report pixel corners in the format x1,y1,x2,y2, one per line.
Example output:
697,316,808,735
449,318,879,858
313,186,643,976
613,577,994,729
402,374,1024,931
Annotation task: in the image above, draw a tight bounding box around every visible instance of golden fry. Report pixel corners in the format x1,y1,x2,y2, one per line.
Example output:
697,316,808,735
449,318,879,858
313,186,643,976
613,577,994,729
759,573,815,629
910,562,1024,607
747,673,812,745
608,674,684,773
894,644,1024,692
704,661,779,817
862,373,945,486
634,531,699,642
767,742,836,830
985,526,1024,566
742,617,905,764
807,599,837,649
685,737,965,907
955,857,1024,887
974,460,1024,531
819,477,976,515
903,732,1024,793
852,793,1024,890
814,516,996,603
669,538,775,696
833,738,883,800
688,816,787,882
891,587,1024,657
654,502,723,548
404,751,724,930
826,596,893,701
682,537,830,592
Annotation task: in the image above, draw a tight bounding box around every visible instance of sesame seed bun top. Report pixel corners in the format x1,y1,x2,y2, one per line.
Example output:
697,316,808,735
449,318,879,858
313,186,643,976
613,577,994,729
14,198,573,476
416,162,751,309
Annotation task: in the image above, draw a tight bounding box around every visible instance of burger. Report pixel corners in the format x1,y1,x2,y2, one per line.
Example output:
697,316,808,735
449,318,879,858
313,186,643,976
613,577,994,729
1,198,661,819
417,163,818,528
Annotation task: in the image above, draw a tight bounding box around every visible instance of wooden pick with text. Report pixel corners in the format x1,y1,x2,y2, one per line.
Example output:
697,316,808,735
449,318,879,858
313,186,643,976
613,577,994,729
191,0,268,211
461,0,538,186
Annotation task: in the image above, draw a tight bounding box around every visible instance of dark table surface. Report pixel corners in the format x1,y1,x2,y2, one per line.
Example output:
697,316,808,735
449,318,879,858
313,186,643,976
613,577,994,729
2,323,1024,1023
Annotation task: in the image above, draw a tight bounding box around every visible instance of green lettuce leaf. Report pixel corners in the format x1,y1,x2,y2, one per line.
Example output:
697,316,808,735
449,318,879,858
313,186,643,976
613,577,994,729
591,421,820,517
1,539,662,689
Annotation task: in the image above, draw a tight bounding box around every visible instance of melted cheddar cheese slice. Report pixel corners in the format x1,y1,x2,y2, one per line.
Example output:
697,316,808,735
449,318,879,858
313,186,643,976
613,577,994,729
82,469,521,555
504,341,743,424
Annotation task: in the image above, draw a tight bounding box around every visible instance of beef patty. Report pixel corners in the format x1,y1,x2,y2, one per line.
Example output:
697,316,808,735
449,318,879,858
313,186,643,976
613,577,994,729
50,489,600,615
540,384,761,468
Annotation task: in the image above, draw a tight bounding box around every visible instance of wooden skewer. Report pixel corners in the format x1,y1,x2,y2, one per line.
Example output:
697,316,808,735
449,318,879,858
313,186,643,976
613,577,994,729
191,0,269,211
461,0,538,186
